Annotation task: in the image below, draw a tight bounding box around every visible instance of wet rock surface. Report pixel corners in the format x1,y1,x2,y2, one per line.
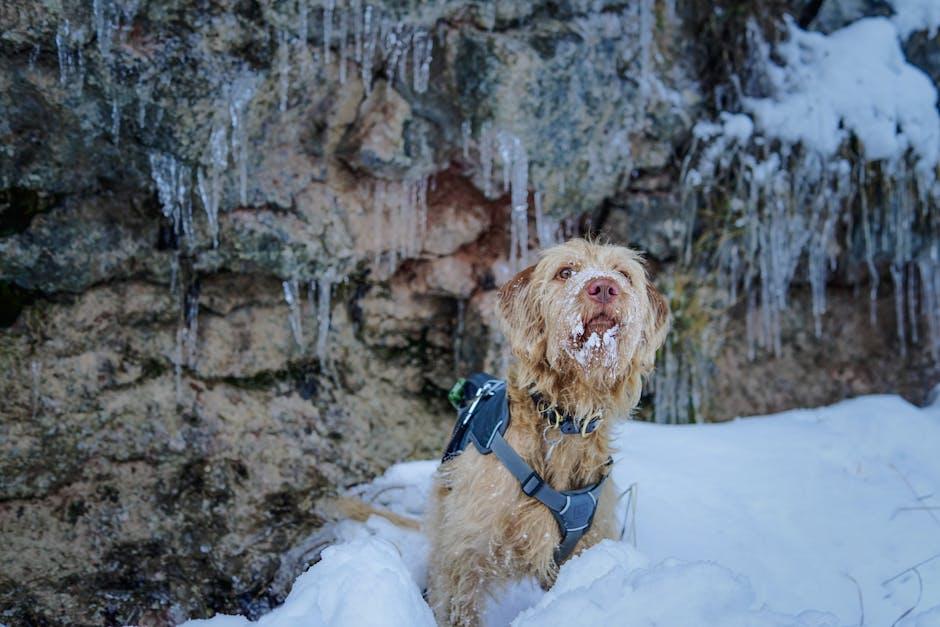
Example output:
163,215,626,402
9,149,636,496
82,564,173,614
1,0,937,624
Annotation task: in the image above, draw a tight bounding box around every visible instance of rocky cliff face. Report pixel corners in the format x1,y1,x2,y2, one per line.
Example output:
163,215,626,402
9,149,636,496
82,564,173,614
1,1,938,624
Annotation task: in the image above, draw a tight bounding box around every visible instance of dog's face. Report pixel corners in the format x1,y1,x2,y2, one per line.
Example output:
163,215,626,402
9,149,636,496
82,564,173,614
498,239,670,389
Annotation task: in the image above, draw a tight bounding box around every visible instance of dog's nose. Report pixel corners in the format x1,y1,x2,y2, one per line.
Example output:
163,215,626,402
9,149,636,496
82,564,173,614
585,278,619,304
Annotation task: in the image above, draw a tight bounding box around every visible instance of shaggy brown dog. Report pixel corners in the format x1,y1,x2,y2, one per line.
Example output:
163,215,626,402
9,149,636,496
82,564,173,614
426,238,670,626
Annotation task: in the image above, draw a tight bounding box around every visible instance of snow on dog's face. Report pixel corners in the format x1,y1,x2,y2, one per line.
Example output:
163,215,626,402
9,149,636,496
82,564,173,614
498,239,670,391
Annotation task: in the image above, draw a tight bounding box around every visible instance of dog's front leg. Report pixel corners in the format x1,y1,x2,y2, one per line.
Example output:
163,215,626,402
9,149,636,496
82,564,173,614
428,549,492,627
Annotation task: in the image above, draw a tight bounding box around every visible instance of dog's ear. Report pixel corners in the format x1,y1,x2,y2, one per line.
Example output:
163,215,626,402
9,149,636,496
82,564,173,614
496,264,542,359
639,280,671,371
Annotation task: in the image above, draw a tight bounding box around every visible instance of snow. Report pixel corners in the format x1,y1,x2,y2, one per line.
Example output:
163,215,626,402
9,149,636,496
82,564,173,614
183,539,435,627
744,17,939,171
184,392,940,626
891,0,940,39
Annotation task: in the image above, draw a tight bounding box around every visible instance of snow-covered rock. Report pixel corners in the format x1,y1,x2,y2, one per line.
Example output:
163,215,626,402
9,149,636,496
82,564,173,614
182,538,434,627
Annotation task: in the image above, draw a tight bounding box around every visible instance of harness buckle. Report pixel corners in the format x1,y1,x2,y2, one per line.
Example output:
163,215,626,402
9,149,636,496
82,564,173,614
520,471,544,496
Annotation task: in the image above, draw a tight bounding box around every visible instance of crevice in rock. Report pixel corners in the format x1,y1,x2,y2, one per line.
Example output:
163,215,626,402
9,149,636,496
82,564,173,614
0,280,39,328
0,187,57,236
797,0,826,28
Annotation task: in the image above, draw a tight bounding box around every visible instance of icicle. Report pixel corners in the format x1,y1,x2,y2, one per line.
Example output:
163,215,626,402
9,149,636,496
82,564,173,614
919,257,939,360
397,181,412,259
353,0,363,63
169,254,179,294
492,131,530,269
638,0,653,108
111,98,120,143
298,0,309,42
338,7,349,84
664,0,677,25
858,167,880,325
150,152,196,248
184,284,200,366
136,80,150,129
93,0,115,63
461,120,471,160
197,121,228,248
177,163,194,246
480,121,494,198
891,264,907,357
510,137,529,268
417,175,429,245
908,264,919,344
323,0,335,75
534,188,558,249
277,29,291,113
373,180,386,268
174,326,184,406
28,44,40,71
385,23,407,86
229,77,255,206
30,360,42,418
745,288,758,362
412,29,433,93
283,279,305,349
55,20,72,86
316,270,334,362
361,5,375,94
728,244,740,304
150,152,181,229
497,132,511,193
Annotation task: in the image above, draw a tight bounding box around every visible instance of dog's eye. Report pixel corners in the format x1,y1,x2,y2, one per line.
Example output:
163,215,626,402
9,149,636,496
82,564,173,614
617,270,633,285
556,267,573,280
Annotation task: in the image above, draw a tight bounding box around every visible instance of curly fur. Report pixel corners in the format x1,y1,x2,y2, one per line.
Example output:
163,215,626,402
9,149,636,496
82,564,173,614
426,239,671,626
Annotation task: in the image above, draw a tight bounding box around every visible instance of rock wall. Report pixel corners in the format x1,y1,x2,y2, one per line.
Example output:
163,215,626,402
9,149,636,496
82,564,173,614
1,1,938,624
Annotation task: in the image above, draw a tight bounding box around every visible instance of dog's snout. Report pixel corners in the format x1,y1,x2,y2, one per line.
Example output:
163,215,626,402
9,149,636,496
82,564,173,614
585,278,619,304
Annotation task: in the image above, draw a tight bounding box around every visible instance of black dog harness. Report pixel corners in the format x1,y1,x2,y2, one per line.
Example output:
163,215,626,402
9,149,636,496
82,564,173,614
443,373,611,564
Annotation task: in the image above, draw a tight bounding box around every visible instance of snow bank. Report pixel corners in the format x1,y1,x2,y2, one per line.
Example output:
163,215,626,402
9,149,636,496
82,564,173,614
744,17,939,170
181,538,434,627
513,541,838,627
612,394,940,627
184,392,940,626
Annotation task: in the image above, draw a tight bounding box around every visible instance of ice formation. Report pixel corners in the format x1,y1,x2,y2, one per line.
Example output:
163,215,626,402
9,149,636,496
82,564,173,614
323,0,335,72
361,5,376,94
504,132,531,270
174,326,184,406
338,8,349,84
92,0,115,62
370,177,429,276
184,284,200,368
276,29,291,113
637,0,653,108
228,77,256,206
149,152,194,247
681,14,940,391
55,19,85,93
315,271,335,363
533,189,559,249
30,360,41,418
283,279,305,350
889,0,940,40
196,122,228,248
412,29,433,93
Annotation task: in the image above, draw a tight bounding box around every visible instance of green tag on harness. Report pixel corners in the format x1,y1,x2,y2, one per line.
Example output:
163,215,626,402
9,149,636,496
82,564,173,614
448,378,467,409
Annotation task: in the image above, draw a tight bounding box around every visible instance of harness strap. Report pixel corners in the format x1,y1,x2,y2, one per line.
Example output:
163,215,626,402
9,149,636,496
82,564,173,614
489,430,610,564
